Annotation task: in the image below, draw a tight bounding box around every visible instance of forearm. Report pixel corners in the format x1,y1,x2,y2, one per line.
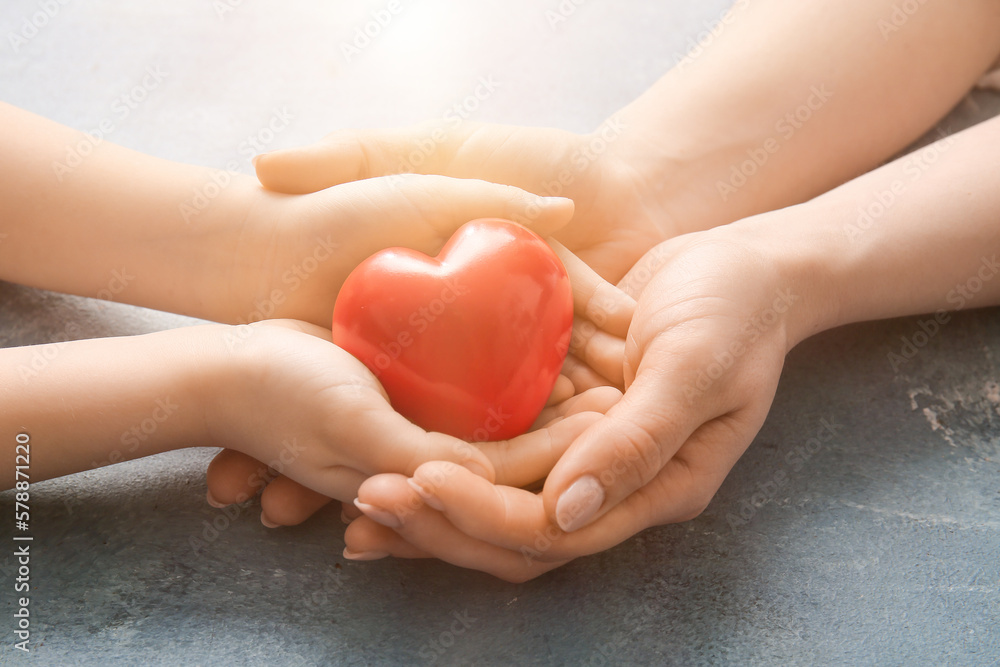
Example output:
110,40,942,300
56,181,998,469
620,0,1000,230
734,113,1000,346
0,103,262,320
0,326,228,487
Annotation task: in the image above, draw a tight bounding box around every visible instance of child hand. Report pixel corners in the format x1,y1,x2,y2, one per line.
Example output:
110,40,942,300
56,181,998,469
204,242,636,527
251,120,682,283
220,174,573,328
342,225,799,580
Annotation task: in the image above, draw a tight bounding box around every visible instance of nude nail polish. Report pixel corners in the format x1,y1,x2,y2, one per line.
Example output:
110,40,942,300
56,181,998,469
343,548,389,561
407,478,445,511
353,499,402,529
555,475,604,533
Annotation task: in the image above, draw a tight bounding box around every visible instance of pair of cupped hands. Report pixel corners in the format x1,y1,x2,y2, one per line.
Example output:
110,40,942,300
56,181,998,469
205,120,790,581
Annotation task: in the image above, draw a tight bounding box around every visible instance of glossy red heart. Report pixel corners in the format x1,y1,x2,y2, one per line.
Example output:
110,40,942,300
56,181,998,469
331,218,572,441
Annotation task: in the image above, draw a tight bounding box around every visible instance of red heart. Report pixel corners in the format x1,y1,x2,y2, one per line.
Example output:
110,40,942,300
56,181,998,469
332,218,572,441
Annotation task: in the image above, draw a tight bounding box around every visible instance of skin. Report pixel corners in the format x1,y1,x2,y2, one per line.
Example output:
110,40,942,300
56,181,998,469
0,103,626,496
243,0,1000,578
345,114,1000,580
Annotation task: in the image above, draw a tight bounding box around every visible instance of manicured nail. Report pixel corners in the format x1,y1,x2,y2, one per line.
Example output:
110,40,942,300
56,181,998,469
340,508,354,525
461,460,491,480
260,513,280,529
407,478,445,511
250,152,268,167
353,499,402,530
343,548,389,561
555,475,604,533
206,490,226,509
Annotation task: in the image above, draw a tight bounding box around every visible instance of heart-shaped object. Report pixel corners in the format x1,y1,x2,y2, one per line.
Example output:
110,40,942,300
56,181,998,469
332,218,572,441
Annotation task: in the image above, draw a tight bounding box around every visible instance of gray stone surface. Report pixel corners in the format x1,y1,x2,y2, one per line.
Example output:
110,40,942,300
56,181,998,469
1,1,998,665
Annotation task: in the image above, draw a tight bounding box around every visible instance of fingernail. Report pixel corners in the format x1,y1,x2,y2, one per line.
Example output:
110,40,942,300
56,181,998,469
555,475,604,533
407,478,445,511
461,460,491,480
343,548,389,561
206,490,226,509
250,152,268,167
353,499,402,530
260,513,280,529
340,508,354,525
539,195,571,208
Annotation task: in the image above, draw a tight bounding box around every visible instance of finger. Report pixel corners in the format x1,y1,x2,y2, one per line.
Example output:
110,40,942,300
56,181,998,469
253,319,333,342
567,315,626,389
379,174,575,239
353,474,569,581
206,449,270,507
549,240,636,339
255,124,463,194
326,395,497,484
545,375,575,407
344,518,434,560
532,385,622,429
407,463,647,561
561,353,615,392
341,500,363,523
260,473,353,528
312,175,574,257
476,411,604,489
540,358,728,533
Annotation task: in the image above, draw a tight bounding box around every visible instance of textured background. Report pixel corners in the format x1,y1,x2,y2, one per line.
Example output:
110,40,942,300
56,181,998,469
1,1,999,665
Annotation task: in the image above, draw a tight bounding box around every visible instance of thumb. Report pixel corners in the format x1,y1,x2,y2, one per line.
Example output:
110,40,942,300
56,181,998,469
540,355,718,533
254,124,460,194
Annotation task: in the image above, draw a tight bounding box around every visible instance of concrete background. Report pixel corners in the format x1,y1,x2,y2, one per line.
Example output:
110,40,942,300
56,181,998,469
1,1,999,664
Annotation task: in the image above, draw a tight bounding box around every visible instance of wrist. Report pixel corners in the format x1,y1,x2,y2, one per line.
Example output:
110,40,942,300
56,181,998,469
707,205,849,351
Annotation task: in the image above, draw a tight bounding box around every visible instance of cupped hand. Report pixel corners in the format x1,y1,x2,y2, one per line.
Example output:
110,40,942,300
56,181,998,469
204,244,636,527
252,120,683,282
345,224,800,580
226,174,573,327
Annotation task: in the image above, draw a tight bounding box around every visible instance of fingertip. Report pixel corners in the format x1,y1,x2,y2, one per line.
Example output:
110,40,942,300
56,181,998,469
510,195,574,237
206,490,226,509
546,375,575,406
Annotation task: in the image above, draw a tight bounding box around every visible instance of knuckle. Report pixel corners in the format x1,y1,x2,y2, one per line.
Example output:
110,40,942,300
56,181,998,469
602,425,663,491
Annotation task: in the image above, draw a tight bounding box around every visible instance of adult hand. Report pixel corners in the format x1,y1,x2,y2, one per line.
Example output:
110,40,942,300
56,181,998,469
205,242,635,528
251,119,683,283
345,221,803,580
